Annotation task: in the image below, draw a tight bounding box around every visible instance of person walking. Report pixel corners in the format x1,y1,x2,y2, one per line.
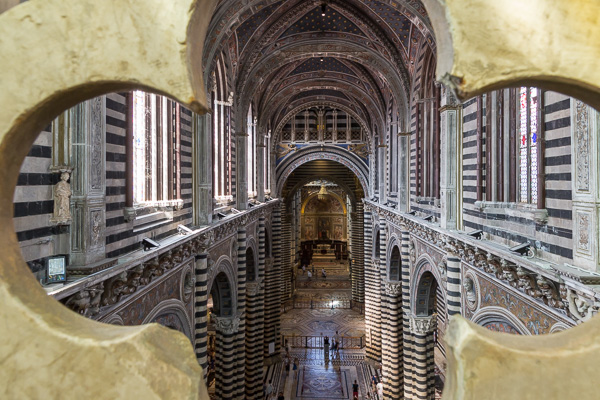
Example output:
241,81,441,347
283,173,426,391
323,336,330,359
284,356,290,377
376,380,384,400
292,358,298,379
307,270,312,281
265,380,274,400
352,380,359,399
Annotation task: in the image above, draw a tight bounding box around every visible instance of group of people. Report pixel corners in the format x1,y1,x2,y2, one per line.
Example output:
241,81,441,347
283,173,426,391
301,264,327,280
322,331,341,358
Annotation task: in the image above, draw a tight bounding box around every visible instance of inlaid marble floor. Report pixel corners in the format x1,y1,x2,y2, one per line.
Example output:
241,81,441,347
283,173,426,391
269,272,380,400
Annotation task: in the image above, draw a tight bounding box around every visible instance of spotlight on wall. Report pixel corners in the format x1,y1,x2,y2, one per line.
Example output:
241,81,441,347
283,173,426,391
142,238,160,251
217,212,228,219
321,3,327,16
178,224,193,235
423,215,434,222
407,211,416,216
466,229,484,240
510,242,531,256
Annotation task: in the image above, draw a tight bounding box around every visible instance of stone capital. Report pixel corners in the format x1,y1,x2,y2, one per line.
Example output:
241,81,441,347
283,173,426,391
384,280,402,297
409,314,437,335
212,316,240,335
246,279,263,296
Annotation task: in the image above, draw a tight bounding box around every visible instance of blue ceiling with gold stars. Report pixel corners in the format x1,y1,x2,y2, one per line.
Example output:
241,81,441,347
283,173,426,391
280,6,364,38
290,57,357,76
364,0,412,49
236,1,285,52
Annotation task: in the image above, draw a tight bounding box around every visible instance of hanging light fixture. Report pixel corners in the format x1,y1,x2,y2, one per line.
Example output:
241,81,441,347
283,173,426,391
321,3,327,16
318,185,328,200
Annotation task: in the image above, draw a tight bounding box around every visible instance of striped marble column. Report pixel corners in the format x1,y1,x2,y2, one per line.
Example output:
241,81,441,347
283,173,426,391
245,218,266,399
235,228,247,399
446,247,462,317
408,315,437,400
351,202,365,303
375,218,388,359
363,210,380,362
264,206,282,358
282,205,293,299
400,225,414,399
194,253,209,379
213,316,242,400
382,279,403,399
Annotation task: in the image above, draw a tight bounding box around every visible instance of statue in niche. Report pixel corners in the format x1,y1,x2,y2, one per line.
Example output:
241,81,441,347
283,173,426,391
463,277,477,305
51,171,72,225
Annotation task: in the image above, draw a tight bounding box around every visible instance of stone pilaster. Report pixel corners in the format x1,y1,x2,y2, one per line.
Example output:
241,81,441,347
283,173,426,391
213,316,242,400
351,202,365,303
264,206,282,359
281,203,293,299
381,279,403,399
406,314,437,400
400,225,412,399
68,96,106,268
446,246,462,317
236,132,248,210
363,208,379,362
235,228,247,399
244,217,265,399
193,113,213,226
194,253,209,378
439,86,461,230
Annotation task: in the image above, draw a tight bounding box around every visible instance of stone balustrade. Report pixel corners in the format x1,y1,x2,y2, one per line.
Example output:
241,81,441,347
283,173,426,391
363,200,600,326
51,199,279,320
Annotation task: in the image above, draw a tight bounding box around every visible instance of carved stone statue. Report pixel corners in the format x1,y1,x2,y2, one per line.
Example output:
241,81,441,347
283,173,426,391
51,171,72,224
463,277,477,305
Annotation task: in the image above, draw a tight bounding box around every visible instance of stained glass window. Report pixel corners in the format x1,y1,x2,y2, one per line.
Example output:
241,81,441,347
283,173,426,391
518,87,540,204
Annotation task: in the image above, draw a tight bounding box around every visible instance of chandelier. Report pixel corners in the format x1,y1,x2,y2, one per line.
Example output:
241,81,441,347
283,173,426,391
318,185,328,200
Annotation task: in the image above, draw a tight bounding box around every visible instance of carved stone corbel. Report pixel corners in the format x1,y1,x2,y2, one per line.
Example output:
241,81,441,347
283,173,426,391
516,266,541,299
64,283,104,318
500,260,519,288
101,271,128,307
124,264,144,295
536,275,566,310
140,257,160,285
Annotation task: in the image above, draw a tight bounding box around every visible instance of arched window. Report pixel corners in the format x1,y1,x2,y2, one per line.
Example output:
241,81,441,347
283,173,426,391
518,87,541,205
389,246,401,281
212,55,233,204
247,104,257,198
131,90,181,206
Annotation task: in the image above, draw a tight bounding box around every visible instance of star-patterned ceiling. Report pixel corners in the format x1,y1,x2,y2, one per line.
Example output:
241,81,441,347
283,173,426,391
236,0,285,52
290,57,357,77
364,0,413,49
280,6,365,38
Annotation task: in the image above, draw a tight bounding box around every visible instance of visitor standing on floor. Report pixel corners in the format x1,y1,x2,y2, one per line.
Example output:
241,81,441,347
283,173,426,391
302,265,306,275
277,392,285,400
352,380,359,399
265,380,274,400
377,380,384,399
324,335,330,358
307,270,312,281
284,356,290,377
321,268,327,279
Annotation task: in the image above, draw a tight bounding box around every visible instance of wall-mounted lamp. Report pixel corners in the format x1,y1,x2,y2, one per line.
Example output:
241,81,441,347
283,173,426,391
321,3,327,16
423,215,434,222
407,211,416,216
466,229,484,240
509,242,531,256
217,212,228,219
142,238,160,251
178,224,193,235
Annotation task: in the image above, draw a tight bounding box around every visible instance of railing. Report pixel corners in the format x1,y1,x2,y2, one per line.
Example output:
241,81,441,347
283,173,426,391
282,334,365,349
280,296,355,312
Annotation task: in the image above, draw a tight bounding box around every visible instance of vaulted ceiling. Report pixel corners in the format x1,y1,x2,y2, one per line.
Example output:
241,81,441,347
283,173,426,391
204,0,435,146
